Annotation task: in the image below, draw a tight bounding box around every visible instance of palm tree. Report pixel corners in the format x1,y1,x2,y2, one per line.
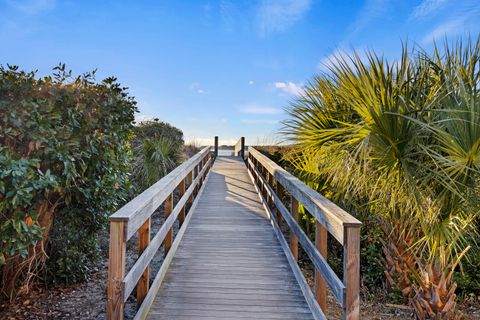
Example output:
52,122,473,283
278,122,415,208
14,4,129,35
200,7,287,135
132,136,177,192
283,38,480,319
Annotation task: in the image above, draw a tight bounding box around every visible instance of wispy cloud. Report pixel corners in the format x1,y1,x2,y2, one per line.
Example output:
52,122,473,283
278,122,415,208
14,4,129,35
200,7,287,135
421,2,480,44
239,104,283,115
317,47,367,72
273,81,304,96
410,0,449,19
5,0,56,14
349,0,389,38
257,0,311,36
189,82,208,94
248,80,255,85
241,119,279,125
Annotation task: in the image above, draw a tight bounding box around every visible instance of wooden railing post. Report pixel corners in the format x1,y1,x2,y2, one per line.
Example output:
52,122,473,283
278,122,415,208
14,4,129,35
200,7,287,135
178,179,186,225
343,226,360,320
315,221,328,311
275,183,284,228
240,137,245,159
136,218,151,307
188,169,194,207
214,136,218,158
290,196,299,260
164,193,173,256
107,221,126,320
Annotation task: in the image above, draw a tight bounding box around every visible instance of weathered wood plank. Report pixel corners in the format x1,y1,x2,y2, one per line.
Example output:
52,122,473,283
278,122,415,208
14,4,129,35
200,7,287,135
145,156,316,320
106,221,126,320
343,226,361,320
315,221,328,311
248,147,361,244
246,164,326,320
110,147,211,240
122,158,212,301
136,217,150,307
249,157,346,305
134,159,212,320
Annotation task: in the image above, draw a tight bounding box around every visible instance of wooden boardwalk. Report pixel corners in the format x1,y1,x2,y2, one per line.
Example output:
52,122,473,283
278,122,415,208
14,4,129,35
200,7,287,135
107,139,361,320
147,156,314,319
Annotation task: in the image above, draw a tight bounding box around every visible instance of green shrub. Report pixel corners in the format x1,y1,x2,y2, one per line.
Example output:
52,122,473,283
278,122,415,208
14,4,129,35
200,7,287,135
131,120,184,193
0,64,136,295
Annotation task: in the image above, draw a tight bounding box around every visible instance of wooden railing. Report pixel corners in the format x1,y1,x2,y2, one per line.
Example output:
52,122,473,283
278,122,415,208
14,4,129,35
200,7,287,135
106,146,214,320
247,147,362,320
234,136,245,158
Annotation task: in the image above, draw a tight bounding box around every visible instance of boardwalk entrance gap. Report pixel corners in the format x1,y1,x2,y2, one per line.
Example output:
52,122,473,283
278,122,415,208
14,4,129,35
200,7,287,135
107,137,361,320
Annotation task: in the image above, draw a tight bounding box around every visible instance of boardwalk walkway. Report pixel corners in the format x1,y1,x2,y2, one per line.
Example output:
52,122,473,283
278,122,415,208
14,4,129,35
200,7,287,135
147,156,314,319
107,140,361,320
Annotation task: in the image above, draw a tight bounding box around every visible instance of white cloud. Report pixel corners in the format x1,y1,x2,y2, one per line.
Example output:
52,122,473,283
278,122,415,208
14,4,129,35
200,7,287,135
189,82,208,94
257,0,311,36
241,119,279,125
249,80,255,85
421,4,480,44
239,104,283,115
411,0,448,19
5,0,56,14
274,81,304,96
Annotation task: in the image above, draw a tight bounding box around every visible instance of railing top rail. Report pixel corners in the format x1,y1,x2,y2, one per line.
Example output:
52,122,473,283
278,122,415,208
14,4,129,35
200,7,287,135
109,146,211,239
248,147,361,244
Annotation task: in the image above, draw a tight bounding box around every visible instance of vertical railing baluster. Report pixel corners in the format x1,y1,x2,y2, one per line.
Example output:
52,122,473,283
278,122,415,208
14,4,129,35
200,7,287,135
275,183,284,229
163,193,173,256
315,221,328,311
178,178,186,226
136,217,151,307
290,196,299,260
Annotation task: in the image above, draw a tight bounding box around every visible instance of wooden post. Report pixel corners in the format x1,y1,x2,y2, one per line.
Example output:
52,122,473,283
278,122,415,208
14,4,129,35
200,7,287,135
275,183,284,229
178,178,186,226
193,165,199,197
136,218,150,307
240,137,245,160
315,221,328,311
164,193,173,256
343,226,360,320
214,136,218,158
188,170,194,207
107,221,126,320
290,196,299,260
267,174,274,210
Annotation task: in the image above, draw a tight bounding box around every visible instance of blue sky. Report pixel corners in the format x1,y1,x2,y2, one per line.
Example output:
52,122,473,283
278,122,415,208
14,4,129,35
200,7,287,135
1,0,479,145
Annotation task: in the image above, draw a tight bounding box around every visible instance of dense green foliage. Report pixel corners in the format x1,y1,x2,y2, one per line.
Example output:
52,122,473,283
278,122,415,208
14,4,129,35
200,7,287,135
131,120,184,193
283,38,480,318
0,64,137,295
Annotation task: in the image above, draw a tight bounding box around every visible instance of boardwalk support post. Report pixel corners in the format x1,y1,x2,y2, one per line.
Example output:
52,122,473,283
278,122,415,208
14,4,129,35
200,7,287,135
214,136,218,157
343,226,361,320
240,137,245,159
234,137,245,159
107,221,126,320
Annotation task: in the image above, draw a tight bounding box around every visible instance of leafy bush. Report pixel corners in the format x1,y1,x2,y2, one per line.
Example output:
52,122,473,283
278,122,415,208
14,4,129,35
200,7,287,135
131,120,184,193
0,64,136,296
